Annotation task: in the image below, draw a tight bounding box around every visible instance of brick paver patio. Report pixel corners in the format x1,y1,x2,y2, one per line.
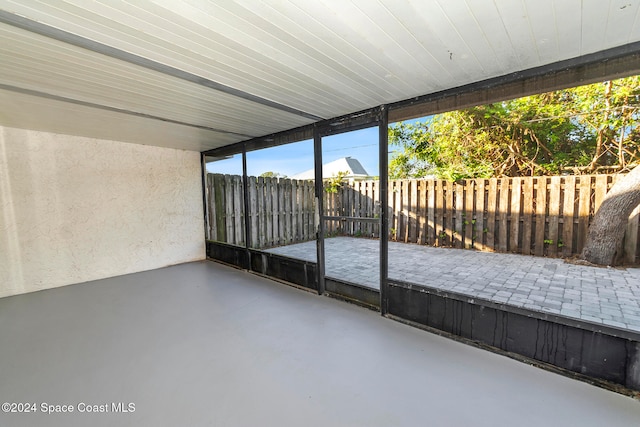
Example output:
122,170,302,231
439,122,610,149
266,237,640,333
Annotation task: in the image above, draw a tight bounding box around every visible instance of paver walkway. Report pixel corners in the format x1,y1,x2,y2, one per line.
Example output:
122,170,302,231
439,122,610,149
266,237,640,333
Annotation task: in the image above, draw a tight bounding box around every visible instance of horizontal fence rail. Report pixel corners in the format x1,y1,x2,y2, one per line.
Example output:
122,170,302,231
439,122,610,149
207,173,640,264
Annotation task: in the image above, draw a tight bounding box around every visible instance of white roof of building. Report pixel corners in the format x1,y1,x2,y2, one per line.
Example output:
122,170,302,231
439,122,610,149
292,157,370,180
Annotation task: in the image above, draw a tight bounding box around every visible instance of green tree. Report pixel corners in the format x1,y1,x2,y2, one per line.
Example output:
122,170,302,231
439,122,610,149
389,76,640,180
259,171,287,178
323,171,349,193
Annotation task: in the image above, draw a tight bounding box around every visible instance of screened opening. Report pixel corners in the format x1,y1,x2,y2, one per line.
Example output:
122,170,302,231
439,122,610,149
205,154,245,247
246,140,317,252
386,76,640,334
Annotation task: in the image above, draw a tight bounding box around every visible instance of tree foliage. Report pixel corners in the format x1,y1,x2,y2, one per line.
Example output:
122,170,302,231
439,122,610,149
389,76,640,180
323,170,349,193
259,171,287,178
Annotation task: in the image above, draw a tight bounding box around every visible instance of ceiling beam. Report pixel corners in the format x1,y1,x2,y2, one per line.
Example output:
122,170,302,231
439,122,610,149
0,83,253,139
0,10,324,122
204,42,640,157
389,41,640,122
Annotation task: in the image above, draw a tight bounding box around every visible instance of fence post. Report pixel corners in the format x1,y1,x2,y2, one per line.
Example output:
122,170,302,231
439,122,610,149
534,177,547,256
497,178,509,252
233,175,244,246
427,180,436,246
576,176,591,253
453,181,464,248
562,176,576,257
510,178,522,253
521,177,534,255
464,180,474,249
474,179,485,250
435,180,444,246
248,176,257,248
547,176,561,257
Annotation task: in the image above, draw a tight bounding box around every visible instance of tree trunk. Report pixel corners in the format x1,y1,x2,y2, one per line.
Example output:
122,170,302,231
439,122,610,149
581,165,640,265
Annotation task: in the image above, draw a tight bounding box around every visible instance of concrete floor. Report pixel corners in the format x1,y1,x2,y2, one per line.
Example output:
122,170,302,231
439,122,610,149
1,261,639,427
266,237,640,332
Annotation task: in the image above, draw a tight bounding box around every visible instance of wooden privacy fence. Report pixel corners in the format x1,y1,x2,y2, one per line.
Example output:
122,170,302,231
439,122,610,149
207,173,640,263
378,175,639,263
206,173,316,248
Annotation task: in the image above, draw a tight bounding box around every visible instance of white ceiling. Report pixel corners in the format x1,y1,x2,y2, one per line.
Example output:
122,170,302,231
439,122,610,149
1,0,639,152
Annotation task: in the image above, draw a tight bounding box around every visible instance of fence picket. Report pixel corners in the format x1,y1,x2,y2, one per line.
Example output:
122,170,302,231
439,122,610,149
445,181,454,246
224,175,234,243
233,175,243,245
435,180,444,246
486,179,498,251
248,178,258,248
464,180,474,249
534,177,547,257
562,176,576,257
547,176,561,257
510,178,522,252
521,177,534,255
418,180,426,244
577,176,591,253
409,180,418,243
594,175,608,212
427,180,436,245
474,180,485,250
454,182,464,248
266,177,274,246
497,179,510,252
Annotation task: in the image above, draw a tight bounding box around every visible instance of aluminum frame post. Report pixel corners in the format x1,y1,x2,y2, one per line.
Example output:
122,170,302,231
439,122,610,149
313,124,326,295
379,106,389,315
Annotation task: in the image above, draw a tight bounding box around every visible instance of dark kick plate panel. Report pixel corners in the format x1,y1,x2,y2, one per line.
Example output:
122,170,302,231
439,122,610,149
325,277,380,309
206,241,249,269
206,241,317,291
387,280,640,391
250,251,317,291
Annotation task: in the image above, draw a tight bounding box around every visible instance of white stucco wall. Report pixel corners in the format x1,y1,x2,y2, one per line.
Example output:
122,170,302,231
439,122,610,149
0,126,205,298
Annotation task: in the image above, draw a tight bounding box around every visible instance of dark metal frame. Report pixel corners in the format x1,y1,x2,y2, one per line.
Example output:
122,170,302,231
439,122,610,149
201,47,640,315
203,42,640,159
378,106,389,314
202,47,640,393
312,106,388,303
241,149,251,255
200,153,210,240
313,124,326,295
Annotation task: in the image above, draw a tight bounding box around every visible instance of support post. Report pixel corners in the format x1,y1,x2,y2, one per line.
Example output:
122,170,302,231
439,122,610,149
242,147,251,255
200,153,210,241
314,124,326,295
379,105,389,314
